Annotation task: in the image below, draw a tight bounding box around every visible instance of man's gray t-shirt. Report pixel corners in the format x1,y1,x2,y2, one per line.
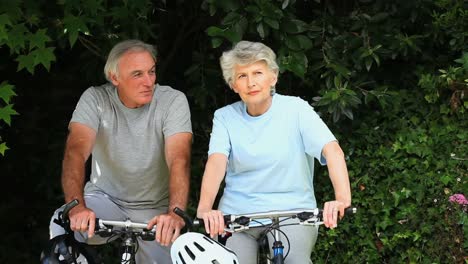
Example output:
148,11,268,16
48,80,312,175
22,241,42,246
70,83,192,209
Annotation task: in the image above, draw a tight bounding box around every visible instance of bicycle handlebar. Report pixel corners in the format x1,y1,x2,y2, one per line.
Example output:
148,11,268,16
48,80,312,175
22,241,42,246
174,207,357,232
94,218,156,241
58,199,156,241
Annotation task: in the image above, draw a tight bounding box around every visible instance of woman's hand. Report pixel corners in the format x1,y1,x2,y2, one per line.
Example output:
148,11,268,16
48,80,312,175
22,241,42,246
197,209,225,238
323,200,348,229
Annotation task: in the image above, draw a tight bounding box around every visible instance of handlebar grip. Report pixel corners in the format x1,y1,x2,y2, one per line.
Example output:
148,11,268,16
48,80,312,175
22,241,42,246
223,215,233,224
173,207,193,228
345,207,357,215
173,207,234,229
94,218,101,231
62,199,79,219
190,215,234,231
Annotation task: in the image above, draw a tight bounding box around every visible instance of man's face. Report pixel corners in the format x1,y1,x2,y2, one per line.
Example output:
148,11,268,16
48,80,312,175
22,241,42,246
110,50,156,108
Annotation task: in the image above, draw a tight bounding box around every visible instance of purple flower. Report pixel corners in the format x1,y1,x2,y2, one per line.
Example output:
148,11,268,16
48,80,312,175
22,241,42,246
449,194,468,205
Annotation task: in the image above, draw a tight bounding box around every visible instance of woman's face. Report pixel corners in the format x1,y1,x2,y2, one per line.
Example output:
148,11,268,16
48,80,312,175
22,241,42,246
231,60,277,116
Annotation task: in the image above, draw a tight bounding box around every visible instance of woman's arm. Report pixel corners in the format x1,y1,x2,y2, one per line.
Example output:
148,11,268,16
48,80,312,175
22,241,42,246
321,141,352,228
197,153,228,237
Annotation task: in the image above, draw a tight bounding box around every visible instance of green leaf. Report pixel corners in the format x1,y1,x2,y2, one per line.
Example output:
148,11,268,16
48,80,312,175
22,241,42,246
0,142,9,156
296,35,313,50
211,37,223,48
28,28,51,50
343,108,354,120
334,75,341,89
16,46,56,73
6,23,28,53
310,61,325,71
365,57,373,71
0,82,16,104
285,35,301,50
289,52,308,78
206,26,224,37
224,27,242,43
0,0,23,22
16,52,35,73
264,17,279,30
0,14,12,42
208,4,217,16
372,53,380,67
308,25,322,32
454,52,468,70
280,19,308,34
0,104,19,126
32,47,56,71
233,17,247,40
257,23,265,39
245,5,260,13
207,24,242,43
439,174,452,185
0,24,8,43
329,63,351,77
63,14,90,47
222,12,241,25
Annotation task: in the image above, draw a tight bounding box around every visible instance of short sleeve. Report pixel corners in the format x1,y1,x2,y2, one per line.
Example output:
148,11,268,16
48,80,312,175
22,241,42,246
208,110,231,157
298,100,336,165
162,92,192,137
70,88,100,131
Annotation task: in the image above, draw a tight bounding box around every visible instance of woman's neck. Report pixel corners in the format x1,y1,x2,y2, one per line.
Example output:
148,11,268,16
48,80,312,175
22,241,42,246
246,96,273,116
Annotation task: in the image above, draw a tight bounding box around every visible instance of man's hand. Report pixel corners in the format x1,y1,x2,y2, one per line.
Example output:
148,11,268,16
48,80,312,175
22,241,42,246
147,212,185,246
69,204,96,238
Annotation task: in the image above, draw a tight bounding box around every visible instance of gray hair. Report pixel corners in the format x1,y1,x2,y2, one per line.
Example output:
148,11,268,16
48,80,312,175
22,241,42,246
220,41,279,87
104,39,157,81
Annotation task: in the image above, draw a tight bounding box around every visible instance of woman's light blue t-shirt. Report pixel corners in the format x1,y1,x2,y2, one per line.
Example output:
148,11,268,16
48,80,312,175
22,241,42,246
208,94,336,214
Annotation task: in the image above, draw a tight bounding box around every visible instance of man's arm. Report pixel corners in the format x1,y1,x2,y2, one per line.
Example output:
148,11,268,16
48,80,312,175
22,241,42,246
61,122,97,236
165,132,192,212
148,132,192,246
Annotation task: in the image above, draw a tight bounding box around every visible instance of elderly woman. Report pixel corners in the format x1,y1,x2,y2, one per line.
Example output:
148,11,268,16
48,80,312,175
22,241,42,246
197,41,351,263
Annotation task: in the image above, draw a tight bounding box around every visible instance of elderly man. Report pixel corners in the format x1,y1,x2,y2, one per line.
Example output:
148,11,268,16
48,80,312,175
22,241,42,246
47,39,192,263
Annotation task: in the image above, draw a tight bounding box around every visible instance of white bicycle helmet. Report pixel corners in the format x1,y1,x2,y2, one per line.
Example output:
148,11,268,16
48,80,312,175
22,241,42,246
171,232,239,264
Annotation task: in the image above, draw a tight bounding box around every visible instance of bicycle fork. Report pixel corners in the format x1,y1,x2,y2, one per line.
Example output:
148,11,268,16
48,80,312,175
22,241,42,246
270,217,284,264
121,235,137,264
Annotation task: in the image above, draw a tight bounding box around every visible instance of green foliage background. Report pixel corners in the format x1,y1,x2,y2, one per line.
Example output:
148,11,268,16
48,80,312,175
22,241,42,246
0,0,466,263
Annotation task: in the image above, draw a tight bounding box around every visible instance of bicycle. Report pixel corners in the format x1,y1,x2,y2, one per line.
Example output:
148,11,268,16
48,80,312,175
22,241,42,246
173,207,357,264
41,199,156,264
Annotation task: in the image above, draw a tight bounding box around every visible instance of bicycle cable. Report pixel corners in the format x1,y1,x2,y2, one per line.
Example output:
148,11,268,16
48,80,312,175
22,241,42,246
250,217,292,261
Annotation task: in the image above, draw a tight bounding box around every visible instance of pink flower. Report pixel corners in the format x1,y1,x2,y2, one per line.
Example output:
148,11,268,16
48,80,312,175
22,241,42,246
449,194,468,205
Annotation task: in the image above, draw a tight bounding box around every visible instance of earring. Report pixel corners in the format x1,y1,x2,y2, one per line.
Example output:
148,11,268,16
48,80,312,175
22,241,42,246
270,86,276,96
